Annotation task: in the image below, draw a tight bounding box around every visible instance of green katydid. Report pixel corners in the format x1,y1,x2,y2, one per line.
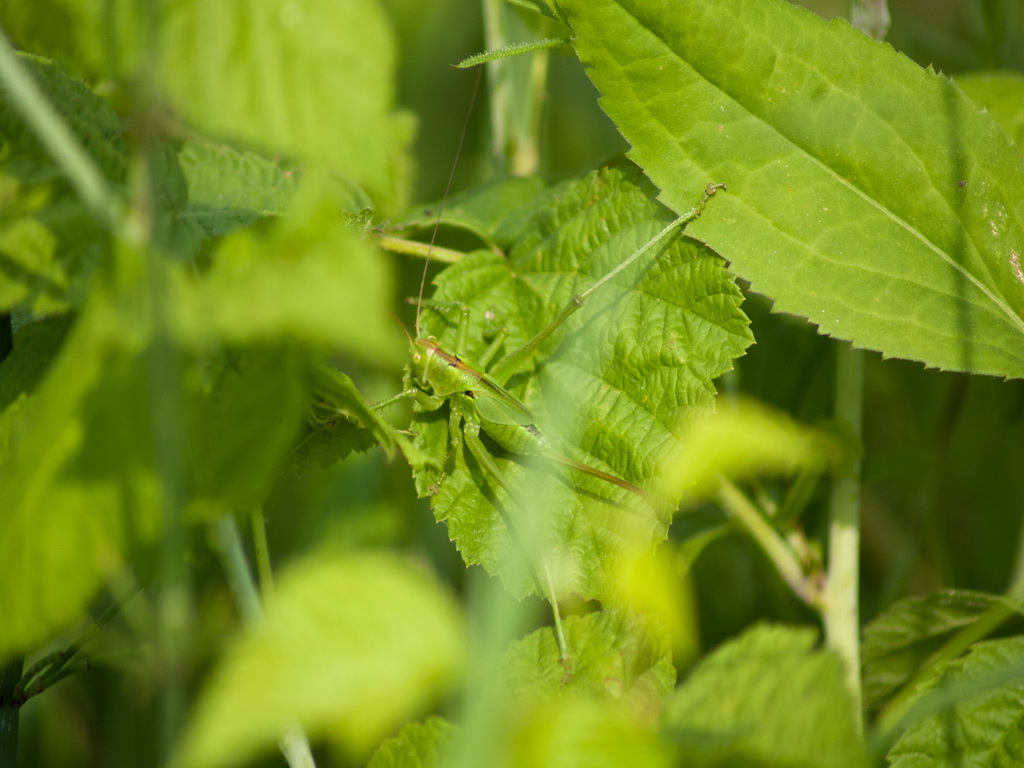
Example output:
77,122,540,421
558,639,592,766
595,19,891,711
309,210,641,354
405,181,725,507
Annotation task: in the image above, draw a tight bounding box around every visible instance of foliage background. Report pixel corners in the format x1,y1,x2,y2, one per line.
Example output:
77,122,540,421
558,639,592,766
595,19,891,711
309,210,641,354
1,0,1024,766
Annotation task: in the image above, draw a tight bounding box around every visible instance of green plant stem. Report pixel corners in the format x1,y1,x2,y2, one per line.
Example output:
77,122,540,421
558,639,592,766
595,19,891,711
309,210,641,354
375,234,463,264
0,27,121,229
0,658,22,768
17,585,140,701
212,515,317,768
716,478,817,606
823,344,864,729
249,506,276,599
482,0,547,175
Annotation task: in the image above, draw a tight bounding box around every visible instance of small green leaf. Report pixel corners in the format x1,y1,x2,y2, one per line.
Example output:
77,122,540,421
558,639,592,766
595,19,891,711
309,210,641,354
862,589,1015,717
456,38,571,69
888,637,1024,768
367,717,456,768
560,0,1024,378
665,624,867,768
398,176,549,251
662,398,843,505
175,552,465,767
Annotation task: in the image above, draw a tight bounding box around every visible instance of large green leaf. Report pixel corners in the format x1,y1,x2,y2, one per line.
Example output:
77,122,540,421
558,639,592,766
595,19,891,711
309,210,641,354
558,0,1024,378
409,163,751,599
0,281,163,662
175,552,465,767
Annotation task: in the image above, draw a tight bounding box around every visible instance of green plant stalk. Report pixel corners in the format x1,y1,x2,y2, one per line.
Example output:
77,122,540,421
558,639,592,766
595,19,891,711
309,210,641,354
483,0,512,174
716,478,817,606
482,0,547,176
0,27,121,229
823,344,864,729
375,234,463,264
212,515,317,768
249,506,276,599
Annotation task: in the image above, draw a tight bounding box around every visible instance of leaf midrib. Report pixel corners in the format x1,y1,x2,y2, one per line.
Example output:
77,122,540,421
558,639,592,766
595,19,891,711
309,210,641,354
607,0,1024,339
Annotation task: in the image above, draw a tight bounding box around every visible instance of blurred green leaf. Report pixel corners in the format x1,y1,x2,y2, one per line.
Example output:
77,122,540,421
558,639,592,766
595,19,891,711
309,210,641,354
186,348,308,522
367,717,456,768
159,0,413,209
862,589,1017,717
411,164,750,599
510,698,671,768
0,280,162,662
665,624,867,768
0,54,123,312
662,398,842,506
560,0,1024,378
888,636,1024,768
177,138,303,238
175,552,465,767
174,174,402,366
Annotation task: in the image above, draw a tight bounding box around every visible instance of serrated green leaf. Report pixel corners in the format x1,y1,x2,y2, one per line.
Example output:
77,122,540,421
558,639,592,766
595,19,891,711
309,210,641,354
410,164,750,600
501,611,675,721
177,139,303,238
956,71,1024,151
367,717,456,768
888,637,1024,768
175,552,465,767
862,589,1015,717
560,0,1024,378
665,624,867,768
